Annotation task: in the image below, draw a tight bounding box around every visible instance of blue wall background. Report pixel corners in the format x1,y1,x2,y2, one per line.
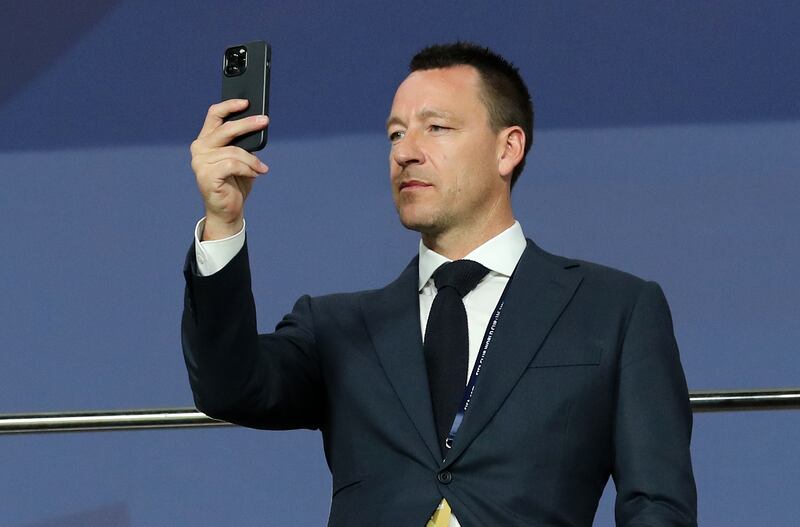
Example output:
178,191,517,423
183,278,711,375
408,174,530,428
1,1,798,525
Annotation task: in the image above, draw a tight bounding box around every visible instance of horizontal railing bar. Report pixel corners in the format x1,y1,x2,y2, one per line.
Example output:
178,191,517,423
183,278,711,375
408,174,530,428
0,408,228,434
1,389,799,435
690,388,800,412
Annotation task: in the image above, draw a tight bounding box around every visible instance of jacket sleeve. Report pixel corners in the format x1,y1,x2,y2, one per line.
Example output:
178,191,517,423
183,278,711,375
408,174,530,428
613,281,698,526
181,240,323,430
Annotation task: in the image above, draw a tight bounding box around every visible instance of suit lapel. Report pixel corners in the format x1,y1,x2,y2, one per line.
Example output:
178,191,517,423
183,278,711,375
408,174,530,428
443,240,584,466
360,257,442,463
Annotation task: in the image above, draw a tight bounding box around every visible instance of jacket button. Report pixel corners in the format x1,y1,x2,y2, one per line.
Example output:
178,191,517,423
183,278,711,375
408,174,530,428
437,470,453,484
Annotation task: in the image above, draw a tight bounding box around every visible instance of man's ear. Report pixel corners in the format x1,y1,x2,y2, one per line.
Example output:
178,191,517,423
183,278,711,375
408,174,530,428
497,126,525,179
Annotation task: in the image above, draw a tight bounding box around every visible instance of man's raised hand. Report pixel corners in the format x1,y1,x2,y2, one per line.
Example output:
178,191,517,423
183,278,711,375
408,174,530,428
190,99,269,240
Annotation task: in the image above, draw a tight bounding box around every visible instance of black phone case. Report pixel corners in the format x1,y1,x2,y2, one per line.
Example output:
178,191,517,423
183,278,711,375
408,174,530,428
222,41,271,152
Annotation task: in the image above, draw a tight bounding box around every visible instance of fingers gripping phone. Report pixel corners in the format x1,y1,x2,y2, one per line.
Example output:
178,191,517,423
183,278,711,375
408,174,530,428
222,41,271,151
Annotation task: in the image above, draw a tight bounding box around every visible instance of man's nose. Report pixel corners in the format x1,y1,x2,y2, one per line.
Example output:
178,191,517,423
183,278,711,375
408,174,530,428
392,134,423,167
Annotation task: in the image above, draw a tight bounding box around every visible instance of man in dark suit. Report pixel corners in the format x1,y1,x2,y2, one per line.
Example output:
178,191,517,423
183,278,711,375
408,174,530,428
182,42,697,526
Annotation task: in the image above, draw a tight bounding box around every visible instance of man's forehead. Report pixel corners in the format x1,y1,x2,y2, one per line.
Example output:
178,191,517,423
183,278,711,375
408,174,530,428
399,65,482,93
387,66,483,126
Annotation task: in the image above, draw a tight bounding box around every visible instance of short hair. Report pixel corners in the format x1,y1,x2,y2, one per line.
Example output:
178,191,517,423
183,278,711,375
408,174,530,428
409,42,534,188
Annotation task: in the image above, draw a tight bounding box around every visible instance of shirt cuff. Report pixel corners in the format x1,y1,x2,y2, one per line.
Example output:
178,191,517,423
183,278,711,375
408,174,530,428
194,217,246,276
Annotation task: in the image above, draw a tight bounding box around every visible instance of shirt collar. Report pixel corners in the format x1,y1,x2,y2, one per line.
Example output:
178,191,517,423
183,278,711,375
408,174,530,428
418,221,527,291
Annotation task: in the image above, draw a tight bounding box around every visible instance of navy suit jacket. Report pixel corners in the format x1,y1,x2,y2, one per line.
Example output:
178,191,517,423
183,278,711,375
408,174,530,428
182,238,697,526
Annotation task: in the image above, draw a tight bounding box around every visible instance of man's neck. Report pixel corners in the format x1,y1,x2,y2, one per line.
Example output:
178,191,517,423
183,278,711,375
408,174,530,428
422,217,517,260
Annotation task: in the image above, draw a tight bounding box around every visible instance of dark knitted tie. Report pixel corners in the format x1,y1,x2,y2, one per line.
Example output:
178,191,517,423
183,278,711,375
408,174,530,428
424,259,490,455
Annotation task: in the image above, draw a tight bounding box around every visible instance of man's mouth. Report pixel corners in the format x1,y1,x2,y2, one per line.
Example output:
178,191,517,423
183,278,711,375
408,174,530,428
399,180,433,191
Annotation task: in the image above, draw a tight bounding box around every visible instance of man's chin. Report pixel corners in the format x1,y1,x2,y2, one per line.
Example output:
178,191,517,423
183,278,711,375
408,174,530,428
397,214,441,236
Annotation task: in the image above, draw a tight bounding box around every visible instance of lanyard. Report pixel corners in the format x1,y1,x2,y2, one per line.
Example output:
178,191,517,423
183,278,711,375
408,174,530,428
444,273,514,452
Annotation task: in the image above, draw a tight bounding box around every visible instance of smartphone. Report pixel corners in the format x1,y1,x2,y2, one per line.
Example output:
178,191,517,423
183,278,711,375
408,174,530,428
221,40,271,152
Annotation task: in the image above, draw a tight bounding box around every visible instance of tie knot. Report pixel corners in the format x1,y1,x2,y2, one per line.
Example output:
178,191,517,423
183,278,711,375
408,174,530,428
432,260,490,298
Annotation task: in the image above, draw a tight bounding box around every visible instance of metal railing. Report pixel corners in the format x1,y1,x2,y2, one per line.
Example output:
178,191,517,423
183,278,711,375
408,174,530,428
1,388,799,435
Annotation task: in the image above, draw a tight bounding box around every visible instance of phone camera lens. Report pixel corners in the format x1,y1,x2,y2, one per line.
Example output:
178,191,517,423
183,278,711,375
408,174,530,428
224,45,247,76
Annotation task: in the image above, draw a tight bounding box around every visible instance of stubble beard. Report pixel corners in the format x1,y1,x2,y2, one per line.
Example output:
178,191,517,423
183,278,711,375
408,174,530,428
394,194,451,237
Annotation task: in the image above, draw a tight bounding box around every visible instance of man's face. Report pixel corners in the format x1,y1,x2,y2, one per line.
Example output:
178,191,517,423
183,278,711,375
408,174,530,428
387,66,507,237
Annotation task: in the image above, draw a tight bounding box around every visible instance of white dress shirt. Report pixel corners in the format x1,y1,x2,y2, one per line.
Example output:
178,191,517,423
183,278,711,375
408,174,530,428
193,217,247,277
193,218,528,526
416,222,527,385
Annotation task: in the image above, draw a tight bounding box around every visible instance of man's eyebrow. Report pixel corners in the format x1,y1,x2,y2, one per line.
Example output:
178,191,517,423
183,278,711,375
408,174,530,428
385,115,403,130
385,109,457,130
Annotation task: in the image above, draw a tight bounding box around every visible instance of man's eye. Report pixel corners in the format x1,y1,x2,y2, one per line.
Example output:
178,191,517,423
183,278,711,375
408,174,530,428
429,125,449,133
389,130,405,142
